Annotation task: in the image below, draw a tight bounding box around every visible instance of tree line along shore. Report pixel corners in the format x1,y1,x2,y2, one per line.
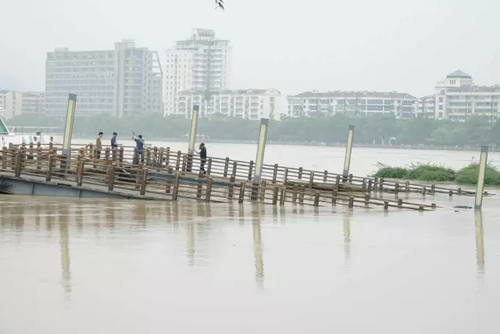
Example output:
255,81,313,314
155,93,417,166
373,162,500,186
8,112,500,148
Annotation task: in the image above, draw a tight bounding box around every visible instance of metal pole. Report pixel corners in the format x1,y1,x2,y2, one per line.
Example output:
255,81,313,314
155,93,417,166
474,145,488,210
343,125,355,179
253,118,269,182
61,94,77,172
186,105,200,172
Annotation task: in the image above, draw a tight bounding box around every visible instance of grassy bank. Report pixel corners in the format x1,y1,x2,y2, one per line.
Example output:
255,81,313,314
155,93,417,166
373,162,500,185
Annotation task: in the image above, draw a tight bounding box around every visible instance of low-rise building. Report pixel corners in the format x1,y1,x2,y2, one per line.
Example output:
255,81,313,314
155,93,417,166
177,88,282,120
287,91,418,119
21,91,45,116
417,95,436,119
0,91,6,118
0,90,22,120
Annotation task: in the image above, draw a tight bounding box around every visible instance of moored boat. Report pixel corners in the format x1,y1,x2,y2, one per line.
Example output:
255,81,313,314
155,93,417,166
0,117,62,146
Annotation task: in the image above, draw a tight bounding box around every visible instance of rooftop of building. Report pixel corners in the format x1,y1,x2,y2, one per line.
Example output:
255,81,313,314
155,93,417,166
50,40,152,53
418,95,436,102
288,91,417,99
173,28,230,47
447,85,500,93
192,28,215,38
179,89,280,95
446,70,472,79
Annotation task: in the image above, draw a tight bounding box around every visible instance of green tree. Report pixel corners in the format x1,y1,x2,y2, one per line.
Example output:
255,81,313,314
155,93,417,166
488,118,500,145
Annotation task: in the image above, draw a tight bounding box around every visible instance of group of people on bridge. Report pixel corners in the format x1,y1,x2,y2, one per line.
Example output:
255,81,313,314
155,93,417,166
92,132,208,174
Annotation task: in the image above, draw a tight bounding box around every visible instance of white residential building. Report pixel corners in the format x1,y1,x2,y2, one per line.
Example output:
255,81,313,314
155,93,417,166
165,29,232,116
0,91,46,119
0,90,23,120
287,91,418,119
0,91,6,118
432,70,500,121
45,40,162,118
21,91,45,116
417,95,436,119
177,88,282,120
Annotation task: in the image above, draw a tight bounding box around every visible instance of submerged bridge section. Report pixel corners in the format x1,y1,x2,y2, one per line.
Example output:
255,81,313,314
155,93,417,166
0,143,475,211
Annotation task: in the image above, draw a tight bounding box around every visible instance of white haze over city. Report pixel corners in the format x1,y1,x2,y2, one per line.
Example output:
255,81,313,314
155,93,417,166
0,0,499,97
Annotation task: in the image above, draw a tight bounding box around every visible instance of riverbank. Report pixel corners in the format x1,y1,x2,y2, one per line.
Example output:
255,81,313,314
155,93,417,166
373,162,500,185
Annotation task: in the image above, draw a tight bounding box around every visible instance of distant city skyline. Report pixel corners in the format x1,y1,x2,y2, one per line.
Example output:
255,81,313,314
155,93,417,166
1,0,500,98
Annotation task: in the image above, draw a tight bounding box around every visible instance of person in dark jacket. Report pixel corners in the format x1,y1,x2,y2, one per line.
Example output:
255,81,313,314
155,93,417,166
198,143,207,174
132,132,145,164
111,132,119,149
96,132,103,159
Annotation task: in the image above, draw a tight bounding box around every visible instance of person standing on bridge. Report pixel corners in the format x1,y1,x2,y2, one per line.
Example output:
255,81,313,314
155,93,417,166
132,132,145,164
95,132,103,159
197,142,207,174
111,132,119,150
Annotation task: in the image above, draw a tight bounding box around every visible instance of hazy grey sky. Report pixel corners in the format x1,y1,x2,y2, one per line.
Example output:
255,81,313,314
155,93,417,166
1,0,499,97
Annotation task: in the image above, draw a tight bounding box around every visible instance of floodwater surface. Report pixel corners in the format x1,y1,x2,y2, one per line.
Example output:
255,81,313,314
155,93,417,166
1,145,500,333
72,139,500,176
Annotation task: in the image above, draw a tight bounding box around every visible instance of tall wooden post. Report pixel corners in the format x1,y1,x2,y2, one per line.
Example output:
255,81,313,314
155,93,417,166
253,118,269,183
1,146,7,170
186,105,199,172
108,165,116,191
140,168,148,195
343,125,355,181
475,145,488,210
172,173,181,201
14,151,22,177
46,155,54,181
61,94,77,172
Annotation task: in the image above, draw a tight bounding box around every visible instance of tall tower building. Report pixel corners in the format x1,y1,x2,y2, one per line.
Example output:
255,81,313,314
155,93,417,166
45,40,162,118
164,29,232,116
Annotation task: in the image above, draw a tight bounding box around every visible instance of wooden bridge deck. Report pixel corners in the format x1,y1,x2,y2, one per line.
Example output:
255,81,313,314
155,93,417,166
0,143,477,210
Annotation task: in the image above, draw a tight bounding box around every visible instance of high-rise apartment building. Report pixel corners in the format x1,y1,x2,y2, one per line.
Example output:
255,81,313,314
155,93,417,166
164,29,232,116
287,91,418,119
45,40,162,118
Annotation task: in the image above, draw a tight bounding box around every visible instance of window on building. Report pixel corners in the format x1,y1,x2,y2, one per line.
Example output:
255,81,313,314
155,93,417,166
439,105,443,110
450,80,456,85
439,97,444,103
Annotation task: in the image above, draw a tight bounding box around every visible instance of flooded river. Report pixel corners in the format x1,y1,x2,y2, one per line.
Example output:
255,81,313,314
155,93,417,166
1,144,500,333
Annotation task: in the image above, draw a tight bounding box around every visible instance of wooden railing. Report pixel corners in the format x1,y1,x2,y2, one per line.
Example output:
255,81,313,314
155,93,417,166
0,143,469,210
57,142,474,197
